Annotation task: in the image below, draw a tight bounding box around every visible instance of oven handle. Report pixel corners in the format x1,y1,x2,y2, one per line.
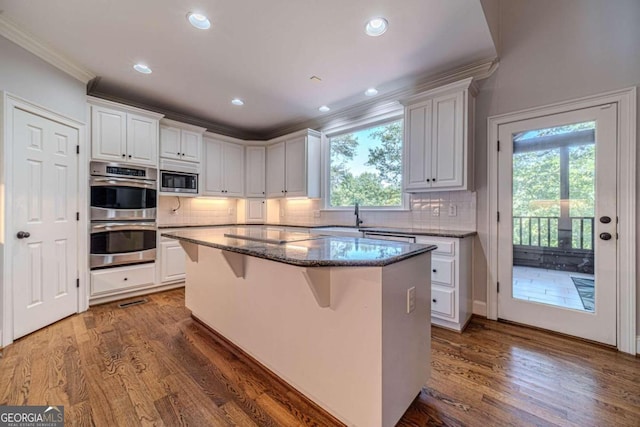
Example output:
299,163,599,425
91,223,157,233
91,176,157,188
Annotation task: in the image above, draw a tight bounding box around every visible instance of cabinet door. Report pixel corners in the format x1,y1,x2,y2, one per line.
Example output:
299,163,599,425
431,91,464,188
92,106,127,162
245,146,266,197
246,199,266,222
181,130,202,163
266,142,286,197
202,137,224,195
127,113,158,166
224,142,245,197
159,126,181,160
404,102,433,191
284,136,307,197
160,241,186,283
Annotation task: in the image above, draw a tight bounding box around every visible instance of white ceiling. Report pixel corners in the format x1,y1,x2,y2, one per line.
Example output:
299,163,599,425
0,0,496,137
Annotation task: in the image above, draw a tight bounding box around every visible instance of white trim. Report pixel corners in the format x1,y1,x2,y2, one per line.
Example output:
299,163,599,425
160,118,207,134
0,15,95,84
487,87,636,354
637,336,640,354
86,96,164,120
473,300,487,317
1,92,87,347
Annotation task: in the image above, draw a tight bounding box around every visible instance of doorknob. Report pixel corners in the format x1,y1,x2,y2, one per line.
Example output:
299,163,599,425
16,231,30,239
599,216,612,224
599,232,612,241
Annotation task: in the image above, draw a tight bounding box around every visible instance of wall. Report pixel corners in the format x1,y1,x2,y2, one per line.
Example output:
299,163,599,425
473,1,640,329
277,191,476,230
157,196,237,226
0,36,87,122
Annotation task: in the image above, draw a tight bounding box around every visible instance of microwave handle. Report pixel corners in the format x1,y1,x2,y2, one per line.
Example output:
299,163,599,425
91,223,157,233
91,176,156,188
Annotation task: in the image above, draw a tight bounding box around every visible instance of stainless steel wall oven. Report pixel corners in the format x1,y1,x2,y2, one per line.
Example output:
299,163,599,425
90,161,157,269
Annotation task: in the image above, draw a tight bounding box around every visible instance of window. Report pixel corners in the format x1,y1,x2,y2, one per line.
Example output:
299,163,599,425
328,119,404,208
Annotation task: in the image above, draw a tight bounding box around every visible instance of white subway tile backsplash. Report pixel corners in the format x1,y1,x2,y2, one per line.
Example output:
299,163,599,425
157,196,237,226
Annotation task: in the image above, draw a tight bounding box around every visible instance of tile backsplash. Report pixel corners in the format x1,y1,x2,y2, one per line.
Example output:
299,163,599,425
277,191,476,230
157,196,237,226
158,191,476,231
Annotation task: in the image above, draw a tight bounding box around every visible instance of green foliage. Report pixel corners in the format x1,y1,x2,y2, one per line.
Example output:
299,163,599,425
329,120,403,207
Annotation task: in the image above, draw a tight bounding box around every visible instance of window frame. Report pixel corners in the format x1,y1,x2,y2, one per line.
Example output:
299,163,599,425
321,111,409,211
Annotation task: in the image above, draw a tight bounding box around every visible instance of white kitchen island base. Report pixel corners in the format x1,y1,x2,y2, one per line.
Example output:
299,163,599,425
182,243,431,427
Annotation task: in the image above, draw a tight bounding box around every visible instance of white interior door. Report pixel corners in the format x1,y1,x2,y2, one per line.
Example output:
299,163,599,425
497,104,617,345
12,107,79,339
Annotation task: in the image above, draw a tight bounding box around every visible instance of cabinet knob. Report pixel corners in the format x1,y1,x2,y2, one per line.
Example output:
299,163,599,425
426,179,430,182
128,154,132,158
432,178,436,182
432,298,437,303
432,269,437,273
124,277,128,281
262,191,265,194
177,152,181,155
122,154,126,158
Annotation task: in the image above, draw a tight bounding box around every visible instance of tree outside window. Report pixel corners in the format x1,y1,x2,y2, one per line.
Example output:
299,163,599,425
329,120,404,208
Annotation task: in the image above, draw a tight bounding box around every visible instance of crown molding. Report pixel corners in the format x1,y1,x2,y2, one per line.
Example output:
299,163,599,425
0,14,96,83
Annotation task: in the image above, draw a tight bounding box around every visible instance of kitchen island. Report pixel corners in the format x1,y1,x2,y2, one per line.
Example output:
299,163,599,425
162,226,436,427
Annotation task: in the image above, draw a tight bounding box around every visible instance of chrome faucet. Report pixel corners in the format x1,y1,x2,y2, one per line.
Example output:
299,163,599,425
354,202,364,227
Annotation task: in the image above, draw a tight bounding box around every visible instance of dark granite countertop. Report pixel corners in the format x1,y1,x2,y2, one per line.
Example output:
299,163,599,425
158,223,476,238
161,226,436,267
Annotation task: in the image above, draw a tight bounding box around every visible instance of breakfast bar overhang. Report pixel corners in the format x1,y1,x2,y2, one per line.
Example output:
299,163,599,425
163,227,435,427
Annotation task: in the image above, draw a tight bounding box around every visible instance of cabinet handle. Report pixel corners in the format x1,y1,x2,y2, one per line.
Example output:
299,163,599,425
432,269,437,273
262,191,265,194
432,298,437,303
432,178,436,182
177,152,181,156
124,277,128,281
128,154,132,158
122,154,126,158
426,179,430,182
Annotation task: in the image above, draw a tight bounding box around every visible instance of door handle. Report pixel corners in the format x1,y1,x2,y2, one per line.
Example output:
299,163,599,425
599,232,612,241
599,216,612,224
16,231,30,239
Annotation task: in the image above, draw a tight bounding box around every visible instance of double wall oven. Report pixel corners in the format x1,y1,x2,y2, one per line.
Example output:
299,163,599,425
90,161,157,269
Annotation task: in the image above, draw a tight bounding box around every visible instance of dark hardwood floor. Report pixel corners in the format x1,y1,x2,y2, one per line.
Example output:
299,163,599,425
0,288,638,426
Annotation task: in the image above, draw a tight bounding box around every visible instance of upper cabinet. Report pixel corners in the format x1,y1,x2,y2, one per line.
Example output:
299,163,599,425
202,136,245,197
245,146,266,197
265,129,321,198
401,78,476,192
89,97,163,167
159,119,206,164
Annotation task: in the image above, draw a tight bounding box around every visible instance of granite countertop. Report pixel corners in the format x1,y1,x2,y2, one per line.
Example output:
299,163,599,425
158,223,476,238
162,226,436,267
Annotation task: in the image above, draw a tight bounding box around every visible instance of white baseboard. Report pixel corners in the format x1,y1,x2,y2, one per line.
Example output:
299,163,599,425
473,300,487,317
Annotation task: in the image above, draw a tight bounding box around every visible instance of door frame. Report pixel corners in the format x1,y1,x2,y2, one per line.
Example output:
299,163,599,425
486,87,637,354
1,92,89,347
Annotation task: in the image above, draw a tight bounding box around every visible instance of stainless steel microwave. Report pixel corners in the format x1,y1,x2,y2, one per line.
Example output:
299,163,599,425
159,159,199,194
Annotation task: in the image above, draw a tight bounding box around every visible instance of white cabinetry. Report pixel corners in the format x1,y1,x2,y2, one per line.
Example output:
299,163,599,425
159,233,186,283
203,136,245,197
89,98,162,166
159,119,206,163
415,235,472,331
245,146,266,197
401,78,476,192
90,263,156,299
265,129,321,198
245,199,266,223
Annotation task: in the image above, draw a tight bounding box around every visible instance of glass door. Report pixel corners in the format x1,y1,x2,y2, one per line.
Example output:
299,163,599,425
497,104,617,345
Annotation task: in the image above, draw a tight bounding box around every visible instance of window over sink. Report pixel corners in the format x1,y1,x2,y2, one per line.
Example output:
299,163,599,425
327,118,405,209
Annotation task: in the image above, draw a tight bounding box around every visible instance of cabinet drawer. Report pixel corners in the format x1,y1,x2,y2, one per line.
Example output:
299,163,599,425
431,287,455,318
91,263,155,296
431,258,454,287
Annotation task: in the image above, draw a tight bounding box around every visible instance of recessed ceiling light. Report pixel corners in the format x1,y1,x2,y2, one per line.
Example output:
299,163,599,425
365,17,388,37
133,64,152,74
318,105,330,113
187,12,211,30
231,98,244,106
364,87,379,96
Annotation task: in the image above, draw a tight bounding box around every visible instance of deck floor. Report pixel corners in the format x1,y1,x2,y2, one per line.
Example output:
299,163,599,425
512,266,594,311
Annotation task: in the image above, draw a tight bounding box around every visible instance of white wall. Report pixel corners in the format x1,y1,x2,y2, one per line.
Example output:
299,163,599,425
473,0,640,329
0,36,86,122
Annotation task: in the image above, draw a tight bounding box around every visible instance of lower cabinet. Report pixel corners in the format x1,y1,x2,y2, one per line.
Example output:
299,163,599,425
90,263,156,300
159,238,186,283
415,235,472,331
